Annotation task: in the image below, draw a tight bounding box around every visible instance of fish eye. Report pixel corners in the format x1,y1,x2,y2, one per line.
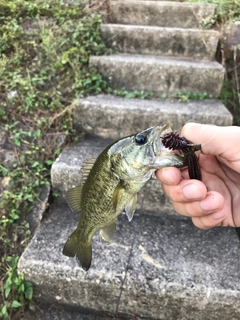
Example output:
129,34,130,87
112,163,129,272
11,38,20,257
135,133,148,145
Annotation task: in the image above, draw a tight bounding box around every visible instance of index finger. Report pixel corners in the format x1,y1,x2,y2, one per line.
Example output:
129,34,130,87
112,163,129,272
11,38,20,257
181,123,240,158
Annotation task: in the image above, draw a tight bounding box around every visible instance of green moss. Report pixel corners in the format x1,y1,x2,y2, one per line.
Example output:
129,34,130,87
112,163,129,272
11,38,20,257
0,1,109,318
187,0,240,24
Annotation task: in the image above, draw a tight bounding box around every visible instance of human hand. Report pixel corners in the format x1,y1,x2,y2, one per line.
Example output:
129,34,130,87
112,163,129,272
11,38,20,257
157,123,240,229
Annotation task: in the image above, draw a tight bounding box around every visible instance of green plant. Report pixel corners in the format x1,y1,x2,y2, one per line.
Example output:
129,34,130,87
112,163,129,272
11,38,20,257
110,88,154,99
187,0,240,24
172,91,212,102
221,78,240,125
0,0,109,318
0,257,33,319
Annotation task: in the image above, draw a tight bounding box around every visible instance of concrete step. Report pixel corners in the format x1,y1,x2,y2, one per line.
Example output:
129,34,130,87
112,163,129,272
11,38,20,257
117,0,186,1
118,0,188,1
50,136,175,216
101,24,219,60
18,199,240,319
109,1,216,29
73,95,232,140
89,54,224,97
25,304,109,320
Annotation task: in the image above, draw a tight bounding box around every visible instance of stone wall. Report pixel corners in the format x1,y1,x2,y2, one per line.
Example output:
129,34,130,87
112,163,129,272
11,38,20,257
220,22,240,124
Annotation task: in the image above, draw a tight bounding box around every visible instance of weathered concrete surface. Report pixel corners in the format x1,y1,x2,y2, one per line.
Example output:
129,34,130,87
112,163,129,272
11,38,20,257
73,94,232,139
51,137,111,193
50,137,175,216
222,21,240,61
26,185,50,234
89,54,224,97
24,304,111,320
18,199,133,316
18,200,240,319
118,214,240,319
221,21,240,79
109,1,216,29
101,24,219,60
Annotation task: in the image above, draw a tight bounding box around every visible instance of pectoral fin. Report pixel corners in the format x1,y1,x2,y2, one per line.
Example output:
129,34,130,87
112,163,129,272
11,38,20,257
66,185,83,212
113,182,124,211
125,194,137,222
100,221,116,242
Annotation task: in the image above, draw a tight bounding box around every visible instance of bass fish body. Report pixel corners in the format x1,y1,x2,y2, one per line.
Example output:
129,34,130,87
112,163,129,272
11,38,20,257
63,124,189,270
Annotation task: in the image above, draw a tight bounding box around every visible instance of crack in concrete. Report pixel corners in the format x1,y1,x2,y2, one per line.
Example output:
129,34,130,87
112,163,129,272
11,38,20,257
113,235,135,320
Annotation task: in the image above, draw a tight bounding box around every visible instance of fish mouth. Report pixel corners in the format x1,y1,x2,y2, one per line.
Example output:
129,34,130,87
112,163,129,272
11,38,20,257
153,124,184,158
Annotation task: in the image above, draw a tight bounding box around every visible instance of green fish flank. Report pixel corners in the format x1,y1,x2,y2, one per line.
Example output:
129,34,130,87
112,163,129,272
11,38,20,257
63,124,189,271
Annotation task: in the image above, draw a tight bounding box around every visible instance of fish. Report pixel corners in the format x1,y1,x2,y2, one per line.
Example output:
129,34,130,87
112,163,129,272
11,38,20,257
62,124,196,271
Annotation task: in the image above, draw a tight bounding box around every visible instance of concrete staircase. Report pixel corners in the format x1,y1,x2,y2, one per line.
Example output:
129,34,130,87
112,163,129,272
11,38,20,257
93,0,225,97
18,1,240,319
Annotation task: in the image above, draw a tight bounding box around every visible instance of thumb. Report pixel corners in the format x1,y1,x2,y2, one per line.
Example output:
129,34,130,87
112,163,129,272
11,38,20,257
181,123,240,157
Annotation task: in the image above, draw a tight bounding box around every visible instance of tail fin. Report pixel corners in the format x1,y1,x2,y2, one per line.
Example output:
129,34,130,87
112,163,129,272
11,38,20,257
62,229,92,271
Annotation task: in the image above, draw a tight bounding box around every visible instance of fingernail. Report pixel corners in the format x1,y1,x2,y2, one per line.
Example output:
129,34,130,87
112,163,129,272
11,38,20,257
182,184,202,200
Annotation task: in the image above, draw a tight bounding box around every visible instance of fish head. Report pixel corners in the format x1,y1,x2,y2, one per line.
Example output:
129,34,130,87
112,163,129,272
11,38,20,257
108,124,187,182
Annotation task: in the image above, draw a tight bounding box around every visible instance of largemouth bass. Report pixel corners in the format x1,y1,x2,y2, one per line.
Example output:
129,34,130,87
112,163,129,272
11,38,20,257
63,124,196,271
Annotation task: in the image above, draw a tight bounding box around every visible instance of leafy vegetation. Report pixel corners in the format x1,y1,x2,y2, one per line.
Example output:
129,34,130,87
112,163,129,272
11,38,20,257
0,0,109,318
171,91,212,102
110,88,154,99
188,0,240,23
187,0,240,124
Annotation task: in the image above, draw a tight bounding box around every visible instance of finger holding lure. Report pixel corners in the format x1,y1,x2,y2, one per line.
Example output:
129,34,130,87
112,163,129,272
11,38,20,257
63,124,201,271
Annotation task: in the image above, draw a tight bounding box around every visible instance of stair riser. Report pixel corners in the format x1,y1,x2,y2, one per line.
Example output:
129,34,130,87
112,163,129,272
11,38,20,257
73,95,232,140
110,1,216,29
90,56,224,97
101,25,219,60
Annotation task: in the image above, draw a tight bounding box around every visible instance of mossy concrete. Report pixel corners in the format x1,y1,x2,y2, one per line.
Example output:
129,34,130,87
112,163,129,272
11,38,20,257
101,24,219,60
73,95,232,140
110,1,216,29
89,55,224,97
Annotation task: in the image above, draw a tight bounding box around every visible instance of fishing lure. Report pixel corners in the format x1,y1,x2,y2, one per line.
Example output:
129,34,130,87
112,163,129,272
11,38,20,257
162,131,202,180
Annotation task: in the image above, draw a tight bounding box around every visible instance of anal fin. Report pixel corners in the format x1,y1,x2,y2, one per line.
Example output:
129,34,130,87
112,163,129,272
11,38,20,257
100,221,116,242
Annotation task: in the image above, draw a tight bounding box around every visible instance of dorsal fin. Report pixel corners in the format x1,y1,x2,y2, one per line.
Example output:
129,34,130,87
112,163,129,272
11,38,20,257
66,185,83,212
81,157,96,184
66,158,96,212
